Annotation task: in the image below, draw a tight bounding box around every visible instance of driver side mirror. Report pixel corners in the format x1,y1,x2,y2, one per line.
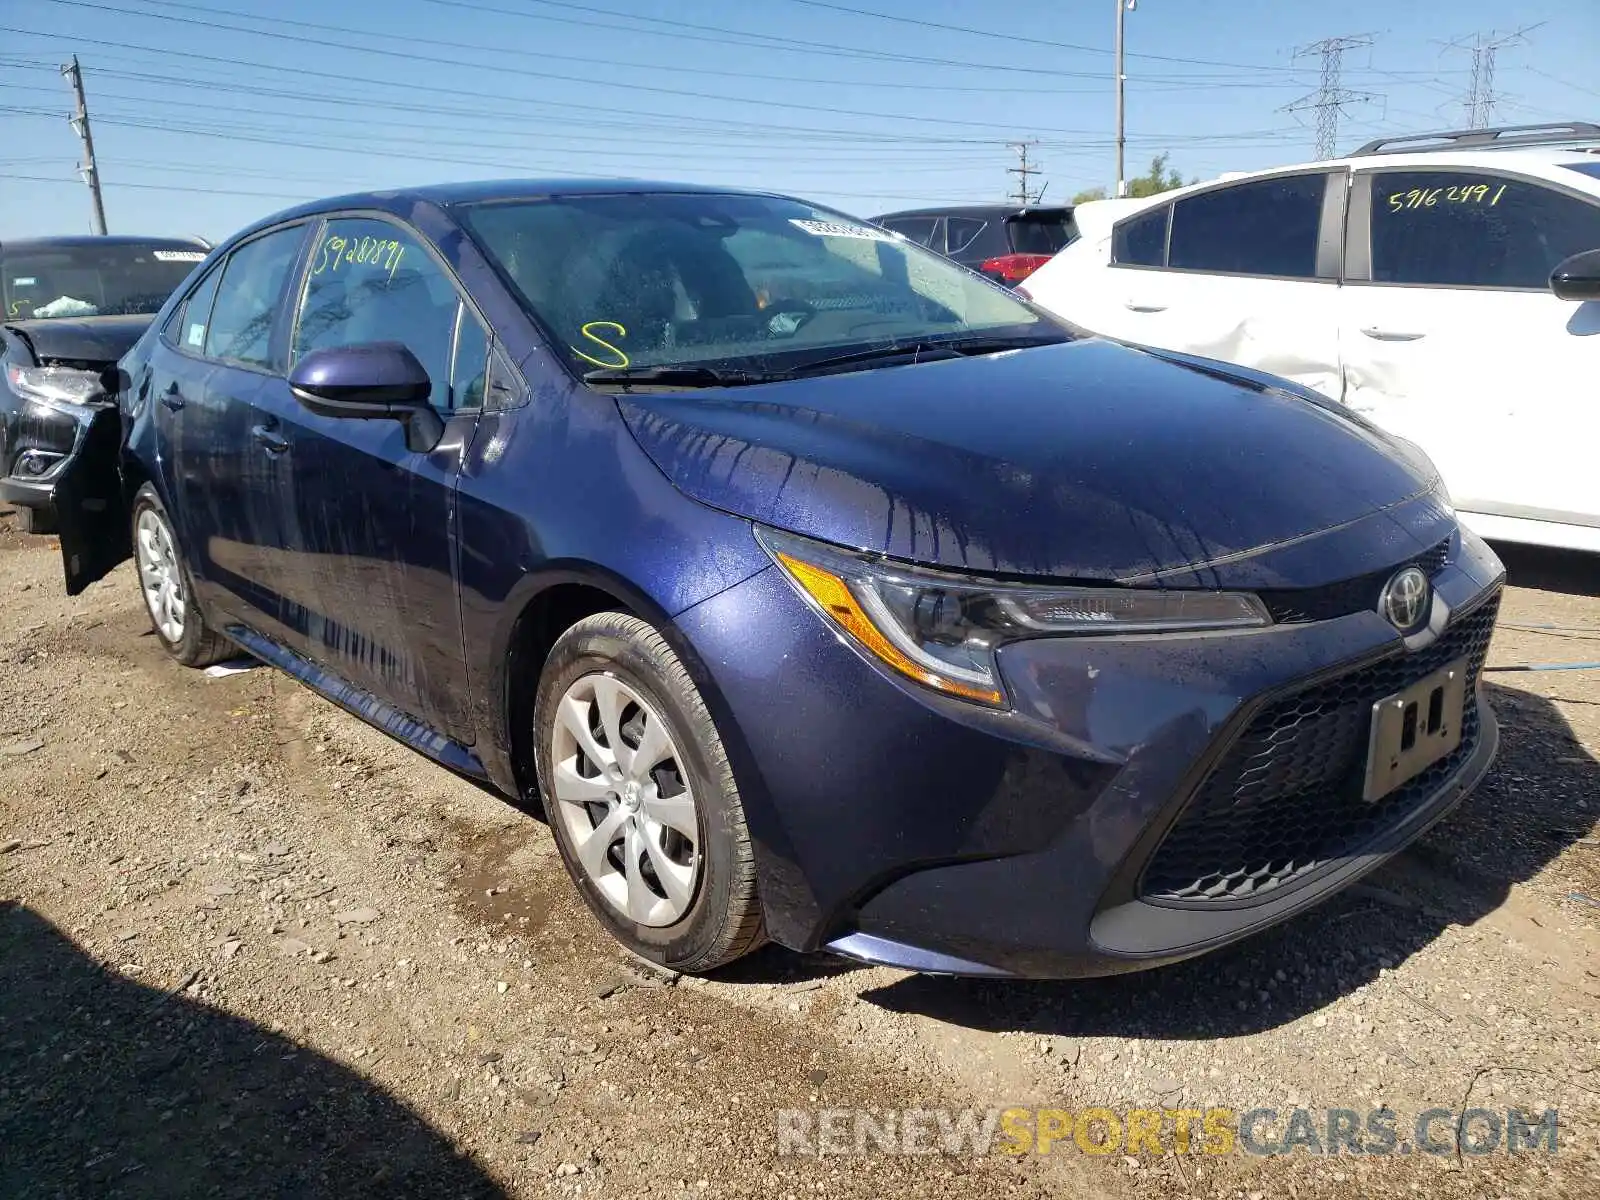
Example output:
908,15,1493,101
288,342,443,453
1550,248,1600,302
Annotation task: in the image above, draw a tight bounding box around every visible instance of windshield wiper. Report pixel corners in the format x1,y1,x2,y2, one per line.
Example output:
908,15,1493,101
582,364,784,389
788,333,1065,377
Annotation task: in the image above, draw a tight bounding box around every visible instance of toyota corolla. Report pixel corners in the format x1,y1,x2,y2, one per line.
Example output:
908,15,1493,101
53,181,1504,978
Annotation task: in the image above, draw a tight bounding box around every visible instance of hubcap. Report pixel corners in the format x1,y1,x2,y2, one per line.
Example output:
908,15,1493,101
134,509,186,644
550,673,701,927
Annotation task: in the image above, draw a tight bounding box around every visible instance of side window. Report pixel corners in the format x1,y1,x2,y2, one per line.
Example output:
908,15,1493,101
165,261,223,353
944,217,988,256
1369,171,1600,289
1111,206,1170,267
449,304,489,411
204,227,304,368
1168,174,1328,278
293,218,459,410
879,217,938,247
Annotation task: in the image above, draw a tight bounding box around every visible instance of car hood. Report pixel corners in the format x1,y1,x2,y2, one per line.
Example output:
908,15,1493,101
616,338,1454,587
3,314,153,365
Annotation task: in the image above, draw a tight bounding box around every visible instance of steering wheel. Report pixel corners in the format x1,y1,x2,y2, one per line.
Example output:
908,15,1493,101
761,299,816,338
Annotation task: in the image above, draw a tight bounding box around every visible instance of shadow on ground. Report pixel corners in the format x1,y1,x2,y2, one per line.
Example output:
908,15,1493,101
0,903,507,1200
854,683,1596,1038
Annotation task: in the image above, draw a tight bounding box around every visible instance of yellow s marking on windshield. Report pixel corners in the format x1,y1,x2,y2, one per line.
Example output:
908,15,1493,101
570,321,629,369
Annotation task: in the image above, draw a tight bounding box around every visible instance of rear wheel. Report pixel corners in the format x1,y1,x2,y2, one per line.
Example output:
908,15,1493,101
130,483,232,668
533,611,765,974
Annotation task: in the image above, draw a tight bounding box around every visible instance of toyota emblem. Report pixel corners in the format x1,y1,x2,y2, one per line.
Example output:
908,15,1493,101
1380,566,1431,632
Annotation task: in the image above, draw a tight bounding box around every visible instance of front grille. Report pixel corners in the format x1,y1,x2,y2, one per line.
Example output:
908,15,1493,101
1140,591,1498,906
1259,538,1451,624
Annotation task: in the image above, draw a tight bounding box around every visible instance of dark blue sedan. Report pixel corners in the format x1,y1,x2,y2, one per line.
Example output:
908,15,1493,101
53,180,1504,978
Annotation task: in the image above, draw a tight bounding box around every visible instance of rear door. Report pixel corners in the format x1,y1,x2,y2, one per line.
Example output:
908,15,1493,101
943,215,995,272
876,216,940,249
257,215,483,740
167,224,310,625
1086,170,1347,398
1341,166,1600,531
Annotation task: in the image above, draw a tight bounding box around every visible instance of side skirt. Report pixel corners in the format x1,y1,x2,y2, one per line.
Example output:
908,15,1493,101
224,624,490,781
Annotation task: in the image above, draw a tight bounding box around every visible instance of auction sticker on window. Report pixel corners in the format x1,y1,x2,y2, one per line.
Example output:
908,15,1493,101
789,218,894,242
153,250,207,262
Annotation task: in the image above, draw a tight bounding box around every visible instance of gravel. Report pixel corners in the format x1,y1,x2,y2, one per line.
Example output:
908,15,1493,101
2,511,1598,1198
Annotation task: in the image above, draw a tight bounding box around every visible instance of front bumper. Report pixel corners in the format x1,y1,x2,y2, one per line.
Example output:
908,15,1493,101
674,521,1505,980
0,387,103,512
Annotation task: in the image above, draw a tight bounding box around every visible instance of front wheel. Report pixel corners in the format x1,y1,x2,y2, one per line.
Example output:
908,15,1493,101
130,483,233,668
534,612,765,974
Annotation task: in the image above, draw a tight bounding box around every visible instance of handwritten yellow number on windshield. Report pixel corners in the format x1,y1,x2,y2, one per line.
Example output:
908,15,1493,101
570,321,629,370
1386,182,1509,213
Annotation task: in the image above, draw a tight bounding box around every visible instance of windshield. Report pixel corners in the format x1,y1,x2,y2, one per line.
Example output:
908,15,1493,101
2,242,206,320
1007,212,1077,256
458,192,1056,379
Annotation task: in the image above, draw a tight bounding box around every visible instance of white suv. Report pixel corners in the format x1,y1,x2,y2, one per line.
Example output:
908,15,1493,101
1022,122,1600,553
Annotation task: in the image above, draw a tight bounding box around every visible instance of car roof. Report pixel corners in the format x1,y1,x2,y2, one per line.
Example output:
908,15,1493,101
0,234,209,253
218,178,788,247
265,177,775,223
872,204,1071,221
1095,144,1600,219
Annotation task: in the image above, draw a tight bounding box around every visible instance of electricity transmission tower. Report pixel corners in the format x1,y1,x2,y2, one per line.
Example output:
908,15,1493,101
1444,28,1536,127
1285,34,1377,160
1007,140,1042,205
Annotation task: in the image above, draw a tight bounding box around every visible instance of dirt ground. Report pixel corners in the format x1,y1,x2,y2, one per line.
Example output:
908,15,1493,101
2,504,1598,1199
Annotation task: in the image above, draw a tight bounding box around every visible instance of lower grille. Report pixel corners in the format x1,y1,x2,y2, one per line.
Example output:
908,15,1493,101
1140,591,1499,906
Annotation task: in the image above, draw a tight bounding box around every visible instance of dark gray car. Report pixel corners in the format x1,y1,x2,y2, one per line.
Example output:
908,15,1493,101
871,204,1077,285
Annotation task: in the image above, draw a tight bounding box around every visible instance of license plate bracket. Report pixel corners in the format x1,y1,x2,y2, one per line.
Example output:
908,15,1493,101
1363,657,1469,802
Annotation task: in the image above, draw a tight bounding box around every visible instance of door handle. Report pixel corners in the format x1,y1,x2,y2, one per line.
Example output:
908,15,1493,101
251,423,289,456
159,383,185,411
1360,327,1426,342
1125,302,1167,313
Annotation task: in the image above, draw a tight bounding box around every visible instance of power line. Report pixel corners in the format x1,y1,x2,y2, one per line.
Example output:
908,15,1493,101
1524,64,1600,101
29,0,1182,137
427,0,1337,81
1284,34,1378,159
778,0,1320,75
107,0,1193,95
1007,141,1041,205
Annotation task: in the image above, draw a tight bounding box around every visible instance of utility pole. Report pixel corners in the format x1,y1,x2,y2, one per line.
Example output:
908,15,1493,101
1007,140,1041,206
1114,0,1135,197
1284,35,1377,160
61,55,107,235
1445,27,1536,127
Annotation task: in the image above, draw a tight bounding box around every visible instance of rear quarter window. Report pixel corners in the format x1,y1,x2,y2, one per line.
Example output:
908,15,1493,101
1112,206,1170,267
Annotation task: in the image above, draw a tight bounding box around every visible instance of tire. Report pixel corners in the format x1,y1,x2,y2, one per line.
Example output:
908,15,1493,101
533,611,766,974
16,506,56,536
129,483,233,668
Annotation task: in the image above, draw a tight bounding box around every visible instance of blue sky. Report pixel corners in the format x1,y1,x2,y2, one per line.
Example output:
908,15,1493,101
1,0,1595,239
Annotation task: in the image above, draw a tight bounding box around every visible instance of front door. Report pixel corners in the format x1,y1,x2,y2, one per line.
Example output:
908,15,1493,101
1342,167,1600,531
259,216,483,741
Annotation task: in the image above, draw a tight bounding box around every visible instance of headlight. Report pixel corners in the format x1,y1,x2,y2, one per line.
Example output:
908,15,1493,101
5,363,103,409
758,527,1270,709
